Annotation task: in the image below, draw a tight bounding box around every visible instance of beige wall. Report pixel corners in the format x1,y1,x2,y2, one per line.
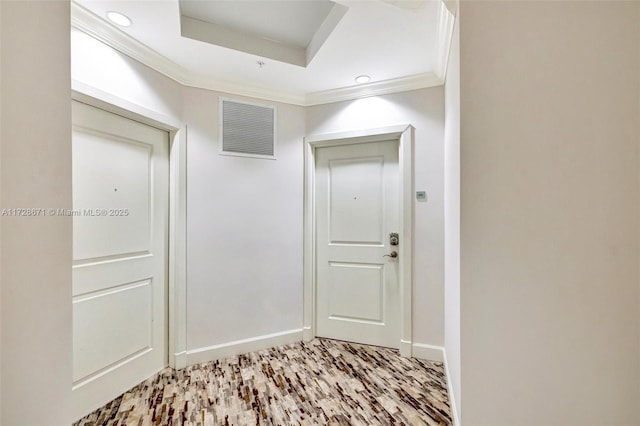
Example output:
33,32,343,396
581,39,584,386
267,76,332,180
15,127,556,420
0,1,73,425
459,1,640,424
0,1,3,420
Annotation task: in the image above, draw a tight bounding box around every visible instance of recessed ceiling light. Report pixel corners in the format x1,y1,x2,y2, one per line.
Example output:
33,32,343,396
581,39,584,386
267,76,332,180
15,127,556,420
355,75,371,84
106,11,132,27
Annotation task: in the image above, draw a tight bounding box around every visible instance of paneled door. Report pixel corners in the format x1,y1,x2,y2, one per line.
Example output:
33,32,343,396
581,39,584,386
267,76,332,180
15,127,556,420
315,140,400,348
71,101,169,420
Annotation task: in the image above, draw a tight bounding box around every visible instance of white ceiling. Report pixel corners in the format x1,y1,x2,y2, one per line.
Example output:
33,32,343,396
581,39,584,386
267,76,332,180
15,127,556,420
180,0,337,49
179,0,348,67
71,0,454,105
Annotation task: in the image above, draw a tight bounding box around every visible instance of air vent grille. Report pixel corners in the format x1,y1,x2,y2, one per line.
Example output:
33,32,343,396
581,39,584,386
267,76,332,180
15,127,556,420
221,99,275,158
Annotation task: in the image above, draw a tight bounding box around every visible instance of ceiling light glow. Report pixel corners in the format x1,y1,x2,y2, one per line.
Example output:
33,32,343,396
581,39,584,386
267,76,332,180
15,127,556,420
355,75,371,84
107,11,132,27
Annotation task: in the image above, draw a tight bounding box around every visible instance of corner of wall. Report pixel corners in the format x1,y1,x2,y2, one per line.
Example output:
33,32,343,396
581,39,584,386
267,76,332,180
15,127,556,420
442,348,460,426
0,0,3,419
186,329,303,366
637,6,640,423
411,342,444,362
443,5,461,425
410,343,460,426
443,0,457,16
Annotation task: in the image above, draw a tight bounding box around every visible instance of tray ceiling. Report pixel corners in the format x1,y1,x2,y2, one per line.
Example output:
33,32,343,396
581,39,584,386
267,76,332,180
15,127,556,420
71,0,455,105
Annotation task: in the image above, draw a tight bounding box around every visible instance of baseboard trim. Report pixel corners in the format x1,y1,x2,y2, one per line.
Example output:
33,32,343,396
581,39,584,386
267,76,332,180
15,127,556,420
412,343,459,425
442,348,460,426
411,342,445,362
302,326,314,342
400,339,412,357
186,329,303,366
173,351,187,370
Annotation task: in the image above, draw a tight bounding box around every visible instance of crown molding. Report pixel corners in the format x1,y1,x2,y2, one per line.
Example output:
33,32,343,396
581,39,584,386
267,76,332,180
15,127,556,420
435,0,456,81
305,73,443,106
443,0,458,15
71,2,191,84
70,1,452,107
71,2,308,105
179,74,308,106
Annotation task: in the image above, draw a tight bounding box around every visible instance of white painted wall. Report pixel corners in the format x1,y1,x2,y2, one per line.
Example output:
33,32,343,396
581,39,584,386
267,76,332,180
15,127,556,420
72,23,445,370
306,88,446,349
72,29,188,372
71,29,184,124
459,1,640,424
72,30,307,360
443,10,460,425
184,88,306,353
0,1,73,424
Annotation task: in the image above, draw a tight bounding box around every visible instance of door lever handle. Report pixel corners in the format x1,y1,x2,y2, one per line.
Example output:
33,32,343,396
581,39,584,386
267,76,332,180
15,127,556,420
383,251,398,258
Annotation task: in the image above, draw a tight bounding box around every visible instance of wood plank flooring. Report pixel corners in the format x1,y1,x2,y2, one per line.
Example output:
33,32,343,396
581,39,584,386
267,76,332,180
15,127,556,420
74,338,452,425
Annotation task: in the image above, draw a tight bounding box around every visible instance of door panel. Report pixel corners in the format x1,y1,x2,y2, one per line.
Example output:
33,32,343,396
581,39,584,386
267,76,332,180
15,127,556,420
73,279,153,382
315,140,400,348
71,101,168,421
329,157,384,244
73,129,152,261
328,262,384,323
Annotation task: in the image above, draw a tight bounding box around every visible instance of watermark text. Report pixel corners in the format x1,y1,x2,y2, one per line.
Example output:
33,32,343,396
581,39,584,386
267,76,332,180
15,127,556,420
1,208,130,217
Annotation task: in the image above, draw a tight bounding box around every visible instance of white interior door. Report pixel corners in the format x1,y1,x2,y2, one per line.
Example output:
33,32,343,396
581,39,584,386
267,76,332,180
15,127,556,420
315,140,400,348
71,101,169,420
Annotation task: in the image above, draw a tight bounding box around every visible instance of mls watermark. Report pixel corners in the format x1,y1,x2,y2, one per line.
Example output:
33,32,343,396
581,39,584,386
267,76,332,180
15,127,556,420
1,208,130,217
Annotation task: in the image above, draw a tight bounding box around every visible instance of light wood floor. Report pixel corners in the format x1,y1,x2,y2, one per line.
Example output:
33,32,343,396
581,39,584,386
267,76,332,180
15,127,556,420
74,338,452,425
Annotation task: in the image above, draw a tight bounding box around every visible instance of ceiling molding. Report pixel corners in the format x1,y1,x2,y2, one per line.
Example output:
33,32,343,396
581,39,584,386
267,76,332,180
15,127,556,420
71,2,192,84
434,0,456,80
71,2,307,105
179,74,308,106
70,1,450,107
305,73,443,106
443,0,458,15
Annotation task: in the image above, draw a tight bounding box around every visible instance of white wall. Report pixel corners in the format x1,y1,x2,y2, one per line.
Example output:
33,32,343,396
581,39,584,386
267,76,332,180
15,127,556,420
72,30,307,361
0,2,73,425
71,29,184,123
307,88,446,349
72,23,446,366
459,1,640,424
184,88,305,353
443,9,461,425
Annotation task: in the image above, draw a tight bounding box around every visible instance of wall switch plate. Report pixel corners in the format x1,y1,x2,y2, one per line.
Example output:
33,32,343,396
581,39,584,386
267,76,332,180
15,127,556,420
416,191,427,201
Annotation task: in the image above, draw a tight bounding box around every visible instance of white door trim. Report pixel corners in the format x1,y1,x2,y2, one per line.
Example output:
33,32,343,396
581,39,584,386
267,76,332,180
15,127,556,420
71,80,188,370
303,125,414,357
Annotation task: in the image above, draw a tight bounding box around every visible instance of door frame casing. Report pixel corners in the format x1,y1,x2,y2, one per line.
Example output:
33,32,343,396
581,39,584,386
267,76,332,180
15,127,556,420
71,80,188,370
303,125,414,357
